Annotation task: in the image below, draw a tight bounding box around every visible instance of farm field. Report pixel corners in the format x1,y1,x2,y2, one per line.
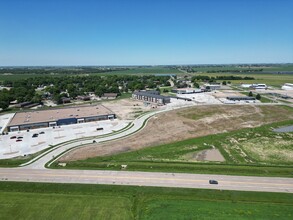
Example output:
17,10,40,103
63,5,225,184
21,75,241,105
0,67,180,82
101,66,181,75
0,74,51,82
193,73,293,87
190,64,293,72
0,182,292,220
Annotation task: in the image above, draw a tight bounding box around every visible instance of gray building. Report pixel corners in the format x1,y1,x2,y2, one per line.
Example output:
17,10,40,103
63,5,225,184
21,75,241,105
227,96,256,101
132,91,171,105
7,105,116,132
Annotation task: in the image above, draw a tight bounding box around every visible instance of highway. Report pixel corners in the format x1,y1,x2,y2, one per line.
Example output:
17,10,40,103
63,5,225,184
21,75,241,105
1,168,293,193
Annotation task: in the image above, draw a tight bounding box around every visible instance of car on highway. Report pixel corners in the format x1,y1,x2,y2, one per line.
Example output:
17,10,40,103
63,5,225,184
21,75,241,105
209,180,218,184
10,136,17,139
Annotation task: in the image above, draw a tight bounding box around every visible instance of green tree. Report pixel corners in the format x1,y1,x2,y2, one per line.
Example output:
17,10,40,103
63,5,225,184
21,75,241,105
0,101,9,110
256,94,261,100
222,81,227,85
248,91,253,97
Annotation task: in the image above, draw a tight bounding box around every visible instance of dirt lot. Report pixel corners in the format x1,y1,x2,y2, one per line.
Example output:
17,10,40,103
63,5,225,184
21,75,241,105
60,105,293,162
182,149,225,162
103,99,155,120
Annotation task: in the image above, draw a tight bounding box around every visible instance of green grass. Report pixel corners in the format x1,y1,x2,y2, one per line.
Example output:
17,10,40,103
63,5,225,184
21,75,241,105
0,74,51,82
191,65,293,72
0,182,293,220
97,67,181,75
239,92,275,103
57,119,293,177
193,73,293,87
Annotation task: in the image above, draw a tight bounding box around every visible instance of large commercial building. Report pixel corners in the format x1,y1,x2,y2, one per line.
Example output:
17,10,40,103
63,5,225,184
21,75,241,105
7,105,116,132
132,91,171,105
227,96,256,101
172,88,202,94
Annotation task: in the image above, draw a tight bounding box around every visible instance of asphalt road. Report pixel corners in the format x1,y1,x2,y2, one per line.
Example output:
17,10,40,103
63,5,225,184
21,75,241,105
1,168,293,193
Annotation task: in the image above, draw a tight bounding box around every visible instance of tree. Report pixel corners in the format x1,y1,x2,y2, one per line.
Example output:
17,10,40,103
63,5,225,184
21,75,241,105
0,101,9,110
248,91,253,97
222,81,227,85
256,94,261,100
194,82,200,88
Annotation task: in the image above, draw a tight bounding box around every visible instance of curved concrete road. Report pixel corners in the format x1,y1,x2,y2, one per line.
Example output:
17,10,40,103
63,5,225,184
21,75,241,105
1,168,293,193
20,109,168,169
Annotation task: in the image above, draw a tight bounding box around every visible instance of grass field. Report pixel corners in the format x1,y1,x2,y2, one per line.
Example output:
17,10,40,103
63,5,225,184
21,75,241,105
57,119,293,177
193,73,293,87
191,64,293,72
0,67,180,82
0,74,56,82
0,182,292,219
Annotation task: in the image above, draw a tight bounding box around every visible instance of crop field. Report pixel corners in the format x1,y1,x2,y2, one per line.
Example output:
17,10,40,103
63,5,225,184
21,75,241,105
0,74,51,82
0,182,292,220
101,66,181,75
193,73,293,87
0,67,180,82
190,64,293,73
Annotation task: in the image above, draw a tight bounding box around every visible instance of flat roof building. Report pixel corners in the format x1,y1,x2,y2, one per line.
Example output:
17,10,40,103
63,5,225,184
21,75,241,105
227,96,256,101
132,91,170,105
172,88,202,94
7,105,115,132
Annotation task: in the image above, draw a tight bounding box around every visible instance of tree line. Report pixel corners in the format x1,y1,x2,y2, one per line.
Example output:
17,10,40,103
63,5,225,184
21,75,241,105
0,75,170,110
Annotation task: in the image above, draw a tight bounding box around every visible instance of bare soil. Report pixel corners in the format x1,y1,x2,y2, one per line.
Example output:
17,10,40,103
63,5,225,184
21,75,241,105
182,149,225,162
103,99,154,120
60,105,293,162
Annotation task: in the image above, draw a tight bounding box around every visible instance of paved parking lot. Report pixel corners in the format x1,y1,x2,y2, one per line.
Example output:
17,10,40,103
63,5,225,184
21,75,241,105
0,119,129,159
0,113,15,134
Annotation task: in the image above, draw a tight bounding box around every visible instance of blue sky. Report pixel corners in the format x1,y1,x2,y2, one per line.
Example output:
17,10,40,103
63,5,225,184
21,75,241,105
0,0,292,66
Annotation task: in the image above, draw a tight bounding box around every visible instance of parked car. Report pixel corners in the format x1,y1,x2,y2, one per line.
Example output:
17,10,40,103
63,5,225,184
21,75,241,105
10,136,17,139
209,180,218,184
39,131,45,134
16,139,22,142
17,136,23,139
32,134,39,138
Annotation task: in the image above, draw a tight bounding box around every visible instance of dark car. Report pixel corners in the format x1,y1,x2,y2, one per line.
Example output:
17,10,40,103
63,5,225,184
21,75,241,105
10,136,17,139
32,133,39,138
16,139,22,142
209,180,218,184
39,131,45,134
17,136,23,139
